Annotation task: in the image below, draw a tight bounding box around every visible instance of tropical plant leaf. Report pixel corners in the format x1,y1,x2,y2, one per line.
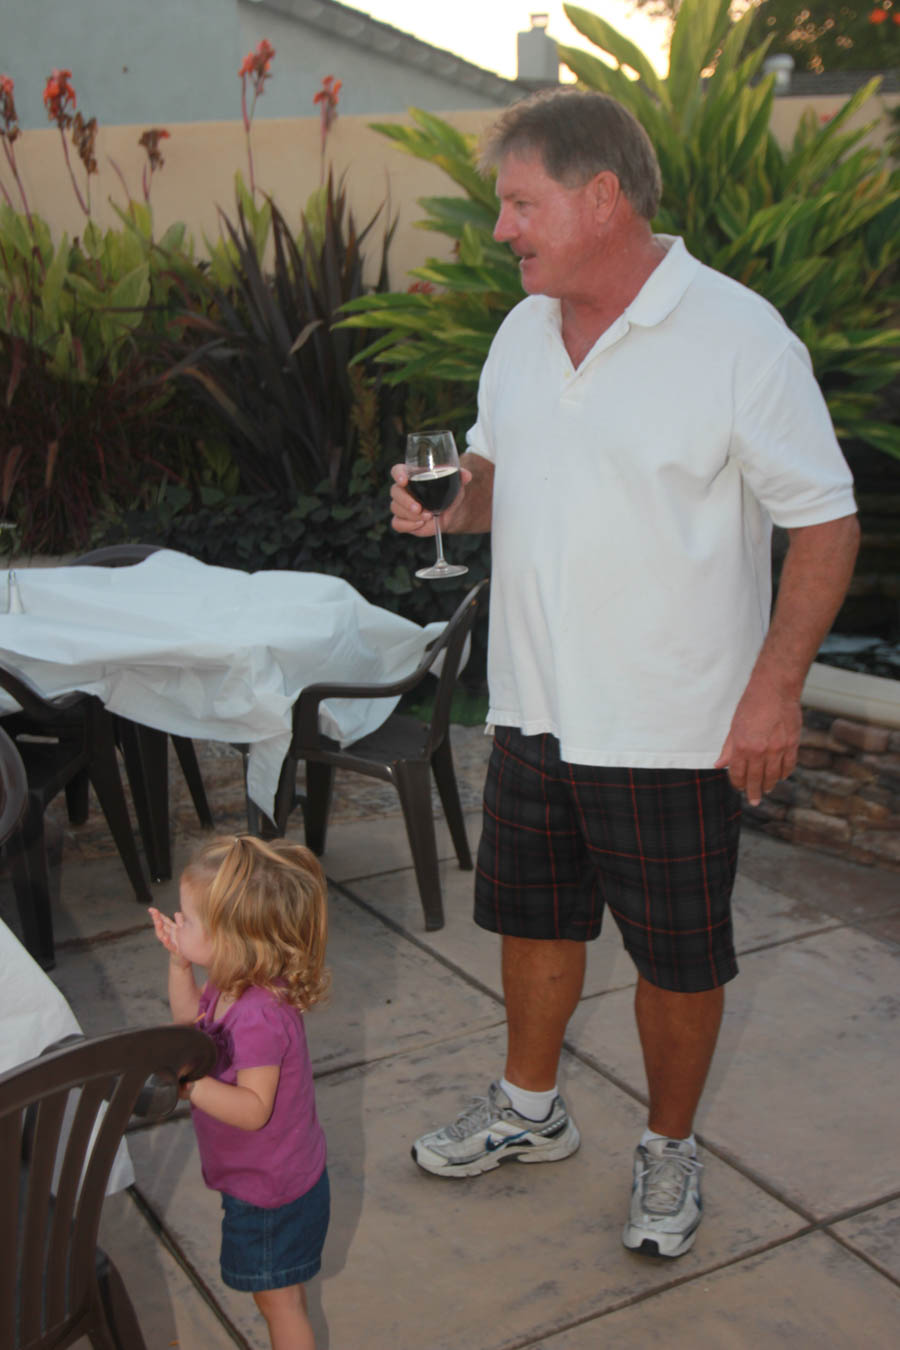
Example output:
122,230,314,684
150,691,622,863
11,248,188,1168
563,4,667,104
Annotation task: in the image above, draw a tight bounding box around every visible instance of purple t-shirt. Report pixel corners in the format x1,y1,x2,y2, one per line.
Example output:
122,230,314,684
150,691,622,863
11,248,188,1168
192,982,326,1208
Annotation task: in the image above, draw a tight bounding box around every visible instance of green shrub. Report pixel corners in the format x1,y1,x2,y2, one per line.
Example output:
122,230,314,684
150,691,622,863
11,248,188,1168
163,173,403,500
0,202,218,551
342,0,900,462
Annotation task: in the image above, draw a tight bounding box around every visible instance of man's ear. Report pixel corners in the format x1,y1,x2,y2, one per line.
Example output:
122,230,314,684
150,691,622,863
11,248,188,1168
592,170,620,223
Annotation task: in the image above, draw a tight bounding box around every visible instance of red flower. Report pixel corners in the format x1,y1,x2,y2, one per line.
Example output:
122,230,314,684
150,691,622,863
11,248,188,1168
894,11,900,21
407,280,436,294
43,68,76,129
313,74,342,112
869,7,888,21
239,38,275,90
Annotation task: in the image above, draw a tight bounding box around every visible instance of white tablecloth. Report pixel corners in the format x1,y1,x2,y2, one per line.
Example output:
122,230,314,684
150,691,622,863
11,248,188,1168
0,918,134,1192
0,551,447,815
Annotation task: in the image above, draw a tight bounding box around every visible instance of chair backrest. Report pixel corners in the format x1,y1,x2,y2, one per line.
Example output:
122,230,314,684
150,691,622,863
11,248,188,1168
71,544,162,568
0,1024,215,1350
421,578,488,757
0,725,27,845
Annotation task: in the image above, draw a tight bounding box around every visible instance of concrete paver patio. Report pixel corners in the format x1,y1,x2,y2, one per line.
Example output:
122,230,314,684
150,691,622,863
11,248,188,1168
2,728,898,1348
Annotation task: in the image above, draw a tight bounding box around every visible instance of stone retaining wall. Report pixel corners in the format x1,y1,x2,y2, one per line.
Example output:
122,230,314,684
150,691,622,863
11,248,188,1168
743,709,900,871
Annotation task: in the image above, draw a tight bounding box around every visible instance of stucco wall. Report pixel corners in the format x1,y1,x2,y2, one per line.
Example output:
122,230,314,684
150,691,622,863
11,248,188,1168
2,110,498,286
769,89,899,149
3,92,898,287
0,0,238,128
0,0,519,130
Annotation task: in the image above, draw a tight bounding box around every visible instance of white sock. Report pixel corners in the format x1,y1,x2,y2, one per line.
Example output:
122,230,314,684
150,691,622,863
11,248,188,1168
500,1077,558,1121
641,1127,696,1156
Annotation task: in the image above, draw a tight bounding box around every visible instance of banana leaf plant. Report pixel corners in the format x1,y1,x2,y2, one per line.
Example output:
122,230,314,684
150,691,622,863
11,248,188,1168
341,0,900,461
0,200,213,551
163,172,400,499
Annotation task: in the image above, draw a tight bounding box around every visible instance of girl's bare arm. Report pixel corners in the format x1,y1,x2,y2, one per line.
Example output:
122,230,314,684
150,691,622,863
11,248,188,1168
148,907,201,1023
184,1064,279,1131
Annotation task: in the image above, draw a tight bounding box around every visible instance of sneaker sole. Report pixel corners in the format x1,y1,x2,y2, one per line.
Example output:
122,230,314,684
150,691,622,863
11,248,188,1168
621,1219,699,1259
412,1120,581,1178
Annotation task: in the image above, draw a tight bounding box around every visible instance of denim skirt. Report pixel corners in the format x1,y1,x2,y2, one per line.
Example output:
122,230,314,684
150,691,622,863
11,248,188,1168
219,1167,330,1291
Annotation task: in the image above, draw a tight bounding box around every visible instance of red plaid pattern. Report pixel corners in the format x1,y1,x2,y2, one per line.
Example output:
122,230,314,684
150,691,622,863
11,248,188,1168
474,728,742,992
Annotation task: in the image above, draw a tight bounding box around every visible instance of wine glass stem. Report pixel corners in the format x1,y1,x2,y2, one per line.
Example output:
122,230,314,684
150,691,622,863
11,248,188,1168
433,514,447,568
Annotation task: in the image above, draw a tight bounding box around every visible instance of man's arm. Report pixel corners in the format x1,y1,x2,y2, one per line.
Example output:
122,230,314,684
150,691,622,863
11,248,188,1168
390,451,494,537
715,513,860,805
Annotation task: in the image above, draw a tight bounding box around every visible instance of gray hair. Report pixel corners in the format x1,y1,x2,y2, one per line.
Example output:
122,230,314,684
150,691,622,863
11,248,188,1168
480,88,662,221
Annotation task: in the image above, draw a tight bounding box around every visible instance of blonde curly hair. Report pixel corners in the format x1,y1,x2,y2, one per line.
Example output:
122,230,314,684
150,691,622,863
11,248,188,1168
182,835,329,1012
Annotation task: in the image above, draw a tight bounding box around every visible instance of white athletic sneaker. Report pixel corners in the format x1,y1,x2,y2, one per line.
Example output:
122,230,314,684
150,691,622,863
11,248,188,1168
411,1081,581,1178
622,1137,704,1258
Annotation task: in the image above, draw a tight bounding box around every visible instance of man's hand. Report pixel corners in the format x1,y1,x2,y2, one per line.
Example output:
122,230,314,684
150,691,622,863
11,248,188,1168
715,674,802,806
389,463,473,537
717,513,859,806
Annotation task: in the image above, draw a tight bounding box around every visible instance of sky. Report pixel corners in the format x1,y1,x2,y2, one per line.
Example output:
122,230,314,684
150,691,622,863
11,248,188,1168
348,2,673,80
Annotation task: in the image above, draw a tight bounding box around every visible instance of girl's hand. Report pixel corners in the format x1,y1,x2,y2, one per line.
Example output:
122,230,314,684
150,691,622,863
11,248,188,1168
178,1073,200,1102
148,907,190,967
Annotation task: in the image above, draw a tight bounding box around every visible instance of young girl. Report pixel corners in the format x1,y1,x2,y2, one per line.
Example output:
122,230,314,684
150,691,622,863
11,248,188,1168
149,835,329,1350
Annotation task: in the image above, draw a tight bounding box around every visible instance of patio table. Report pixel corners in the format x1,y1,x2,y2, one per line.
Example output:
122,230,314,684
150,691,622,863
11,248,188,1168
0,550,445,819
0,915,134,1193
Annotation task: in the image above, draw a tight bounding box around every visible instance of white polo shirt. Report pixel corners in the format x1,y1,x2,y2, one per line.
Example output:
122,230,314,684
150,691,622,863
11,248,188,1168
467,236,857,768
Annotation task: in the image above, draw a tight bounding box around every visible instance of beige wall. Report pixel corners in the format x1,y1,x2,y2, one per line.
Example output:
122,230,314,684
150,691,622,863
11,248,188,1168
769,90,899,150
5,93,898,286
5,111,497,287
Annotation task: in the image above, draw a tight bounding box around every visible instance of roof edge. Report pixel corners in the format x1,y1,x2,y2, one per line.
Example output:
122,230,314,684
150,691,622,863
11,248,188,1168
250,0,536,102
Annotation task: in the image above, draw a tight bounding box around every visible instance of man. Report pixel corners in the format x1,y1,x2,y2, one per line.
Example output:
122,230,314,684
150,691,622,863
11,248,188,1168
389,89,859,1259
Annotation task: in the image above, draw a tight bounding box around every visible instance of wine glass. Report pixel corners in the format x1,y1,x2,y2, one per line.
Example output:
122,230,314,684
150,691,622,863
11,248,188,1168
405,430,469,581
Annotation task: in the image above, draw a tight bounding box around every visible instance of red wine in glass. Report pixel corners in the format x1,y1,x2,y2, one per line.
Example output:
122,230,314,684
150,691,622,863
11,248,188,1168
405,431,468,580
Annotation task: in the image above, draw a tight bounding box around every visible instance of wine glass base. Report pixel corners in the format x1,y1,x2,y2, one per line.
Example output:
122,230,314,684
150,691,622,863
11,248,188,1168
415,562,469,580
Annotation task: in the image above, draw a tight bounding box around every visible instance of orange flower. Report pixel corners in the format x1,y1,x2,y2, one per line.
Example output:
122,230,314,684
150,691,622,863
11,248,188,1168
313,74,342,110
869,6,888,21
239,38,275,86
43,68,76,128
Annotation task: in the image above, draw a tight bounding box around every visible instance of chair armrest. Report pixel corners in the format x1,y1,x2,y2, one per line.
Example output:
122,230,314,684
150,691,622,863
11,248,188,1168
292,644,443,745
0,660,85,721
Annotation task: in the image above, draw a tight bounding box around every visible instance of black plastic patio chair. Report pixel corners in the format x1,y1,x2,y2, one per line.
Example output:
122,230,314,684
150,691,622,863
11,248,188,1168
245,578,488,931
0,1024,215,1350
0,661,151,970
0,723,27,847
69,545,215,881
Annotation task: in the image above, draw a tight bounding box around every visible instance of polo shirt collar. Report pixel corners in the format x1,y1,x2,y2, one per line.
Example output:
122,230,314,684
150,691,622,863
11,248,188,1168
624,235,700,328
539,235,700,341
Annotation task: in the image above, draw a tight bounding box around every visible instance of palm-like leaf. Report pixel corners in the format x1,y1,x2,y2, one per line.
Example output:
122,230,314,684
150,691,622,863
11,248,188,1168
164,174,399,496
348,0,899,461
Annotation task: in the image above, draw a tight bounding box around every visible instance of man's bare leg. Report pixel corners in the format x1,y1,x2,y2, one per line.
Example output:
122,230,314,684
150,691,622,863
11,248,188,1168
503,936,586,1089
634,976,724,1139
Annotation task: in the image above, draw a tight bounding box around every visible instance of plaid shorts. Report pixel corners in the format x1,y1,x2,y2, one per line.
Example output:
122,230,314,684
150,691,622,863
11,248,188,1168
474,728,742,992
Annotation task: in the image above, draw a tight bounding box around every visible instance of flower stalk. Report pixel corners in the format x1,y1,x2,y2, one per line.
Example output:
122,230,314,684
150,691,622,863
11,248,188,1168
239,39,275,198
313,74,341,184
0,74,34,229
43,69,95,216
139,127,170,203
